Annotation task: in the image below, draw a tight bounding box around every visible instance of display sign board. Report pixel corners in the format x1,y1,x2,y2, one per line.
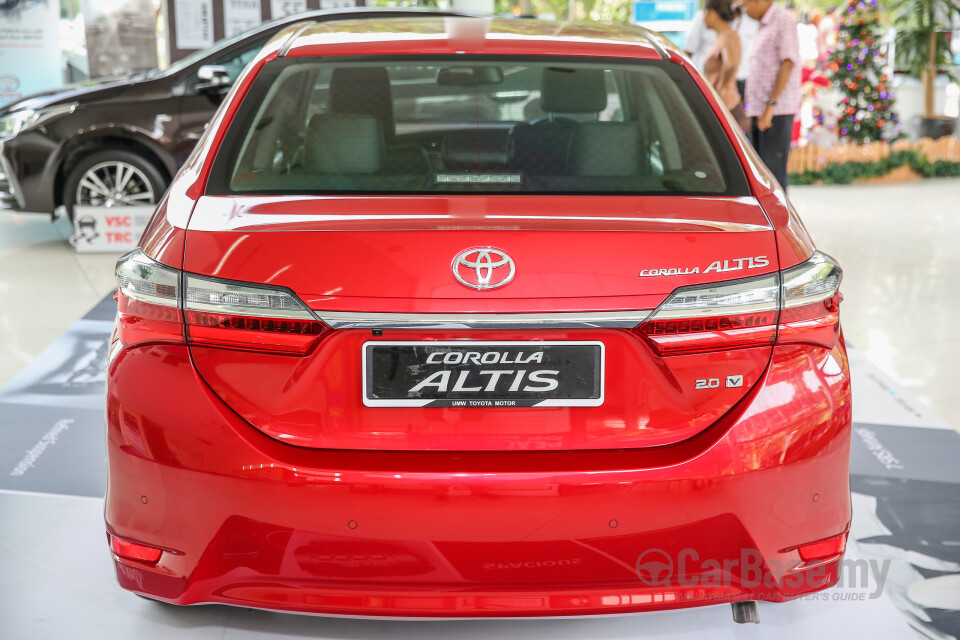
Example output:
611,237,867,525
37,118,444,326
70,206,154,253
175,0,215,49
270,0,306,19
82,0,159,79
632,0,697,23
165,0,361,65
0,0,62,108
223,0,262,38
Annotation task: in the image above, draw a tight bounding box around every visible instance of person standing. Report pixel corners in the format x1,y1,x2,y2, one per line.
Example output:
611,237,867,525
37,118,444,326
703,0,749,131
743,0,801,191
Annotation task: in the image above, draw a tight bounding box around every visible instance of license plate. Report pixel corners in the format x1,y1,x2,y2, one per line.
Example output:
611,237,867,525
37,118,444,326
362,341,604,408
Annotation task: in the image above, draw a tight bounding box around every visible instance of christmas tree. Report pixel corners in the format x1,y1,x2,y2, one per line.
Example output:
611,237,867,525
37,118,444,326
825,0,900,144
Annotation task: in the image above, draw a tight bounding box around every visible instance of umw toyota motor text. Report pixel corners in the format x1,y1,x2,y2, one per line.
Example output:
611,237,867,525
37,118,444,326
105,17,852,619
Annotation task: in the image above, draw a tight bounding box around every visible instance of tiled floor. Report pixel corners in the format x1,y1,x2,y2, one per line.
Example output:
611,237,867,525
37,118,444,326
789,178,960,430
0,213,118,387
2,177,959,429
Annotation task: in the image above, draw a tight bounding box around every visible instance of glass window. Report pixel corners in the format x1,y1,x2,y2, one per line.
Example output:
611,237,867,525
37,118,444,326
210,57,748,196
216,44,264,83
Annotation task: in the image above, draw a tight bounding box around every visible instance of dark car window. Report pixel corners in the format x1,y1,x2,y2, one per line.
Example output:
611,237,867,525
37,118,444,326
216,45,263,83
164,26,268,77
209,56,749,196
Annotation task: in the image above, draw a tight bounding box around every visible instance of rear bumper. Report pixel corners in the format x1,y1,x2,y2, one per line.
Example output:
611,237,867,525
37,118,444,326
105,341,852,617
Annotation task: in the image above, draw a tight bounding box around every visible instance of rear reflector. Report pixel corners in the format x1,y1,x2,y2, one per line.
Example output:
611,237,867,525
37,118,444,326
797,534,846,562
110,535,163,564
114,250,327,355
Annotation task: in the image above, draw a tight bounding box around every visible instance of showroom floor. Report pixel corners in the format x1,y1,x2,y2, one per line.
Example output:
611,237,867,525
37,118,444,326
0,213,116,388
2,179,959,638
788,178,960,432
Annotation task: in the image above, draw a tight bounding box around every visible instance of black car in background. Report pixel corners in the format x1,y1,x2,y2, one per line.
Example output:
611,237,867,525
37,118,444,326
0,8,463,219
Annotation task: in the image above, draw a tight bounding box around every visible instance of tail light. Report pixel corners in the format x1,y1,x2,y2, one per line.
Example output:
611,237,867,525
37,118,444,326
115,251,183,348
778,252,843,348
115,249,327,355
637,273,780,356
184,274,325,355
637,251,842,355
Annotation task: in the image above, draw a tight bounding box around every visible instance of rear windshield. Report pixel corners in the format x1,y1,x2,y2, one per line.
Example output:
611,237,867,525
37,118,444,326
209,56,748,196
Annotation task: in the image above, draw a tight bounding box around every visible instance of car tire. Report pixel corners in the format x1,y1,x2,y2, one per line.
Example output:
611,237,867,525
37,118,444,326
64,149,167,223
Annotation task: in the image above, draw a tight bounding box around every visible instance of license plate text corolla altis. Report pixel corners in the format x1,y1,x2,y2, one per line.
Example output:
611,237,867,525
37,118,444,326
362,341,605,407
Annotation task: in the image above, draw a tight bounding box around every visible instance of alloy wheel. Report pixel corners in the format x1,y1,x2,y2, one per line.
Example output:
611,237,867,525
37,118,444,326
74,161,156,208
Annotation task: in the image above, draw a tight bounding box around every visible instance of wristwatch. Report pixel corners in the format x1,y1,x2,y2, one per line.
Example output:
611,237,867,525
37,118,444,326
765,98,777,107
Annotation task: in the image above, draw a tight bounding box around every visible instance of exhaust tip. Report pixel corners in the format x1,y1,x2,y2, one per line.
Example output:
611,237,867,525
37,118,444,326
731,600,760,624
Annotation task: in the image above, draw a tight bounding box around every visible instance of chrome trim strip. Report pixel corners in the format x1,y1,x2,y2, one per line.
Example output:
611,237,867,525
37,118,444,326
487,215,771,232
653,302,779,319
0,140,25,209
278,21,317,57
319,310,652,329
629,25,670,60
191,212,771,233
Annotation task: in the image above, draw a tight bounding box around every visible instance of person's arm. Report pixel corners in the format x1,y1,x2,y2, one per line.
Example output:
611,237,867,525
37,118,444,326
758,15,800,131
758,59,794,130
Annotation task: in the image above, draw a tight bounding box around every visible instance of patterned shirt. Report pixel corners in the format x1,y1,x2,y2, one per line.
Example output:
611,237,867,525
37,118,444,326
744,3,801,117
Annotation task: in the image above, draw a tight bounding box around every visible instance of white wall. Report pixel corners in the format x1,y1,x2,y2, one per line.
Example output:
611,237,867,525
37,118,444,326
891,75,960,139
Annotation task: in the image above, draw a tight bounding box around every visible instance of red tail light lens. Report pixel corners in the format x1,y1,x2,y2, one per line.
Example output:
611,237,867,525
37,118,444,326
115,250,327,355
183,274,327,355
636,252,842,356
636,274,780,356
638,311,778,355
110,534,163,564
115,250,184,348
778,252,843,349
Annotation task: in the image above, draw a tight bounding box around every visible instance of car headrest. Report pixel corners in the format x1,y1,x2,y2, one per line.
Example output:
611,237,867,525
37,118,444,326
571,123,641,176
328,66,396,140
540,67,608,114
305,114,384,174
441,130,513,170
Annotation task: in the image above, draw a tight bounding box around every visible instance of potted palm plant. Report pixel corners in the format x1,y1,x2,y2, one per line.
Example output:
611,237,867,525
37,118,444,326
892,0,960,138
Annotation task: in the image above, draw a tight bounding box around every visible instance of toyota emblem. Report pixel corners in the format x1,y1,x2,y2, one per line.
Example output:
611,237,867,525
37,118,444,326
452,247,516,290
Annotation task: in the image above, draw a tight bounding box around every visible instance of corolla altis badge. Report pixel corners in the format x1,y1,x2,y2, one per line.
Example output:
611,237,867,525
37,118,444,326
452,247,516,290
639,256,770,277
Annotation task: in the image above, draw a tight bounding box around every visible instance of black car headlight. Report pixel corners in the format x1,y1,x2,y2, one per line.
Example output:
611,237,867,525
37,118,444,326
0,102,77,140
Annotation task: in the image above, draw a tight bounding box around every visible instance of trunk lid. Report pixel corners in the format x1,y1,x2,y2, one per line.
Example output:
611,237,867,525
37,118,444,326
183,195,777,451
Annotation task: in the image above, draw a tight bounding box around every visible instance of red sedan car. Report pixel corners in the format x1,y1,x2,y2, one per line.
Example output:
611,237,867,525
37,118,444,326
106,17,851,623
